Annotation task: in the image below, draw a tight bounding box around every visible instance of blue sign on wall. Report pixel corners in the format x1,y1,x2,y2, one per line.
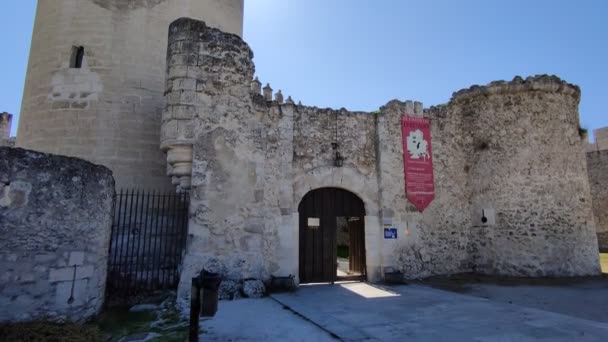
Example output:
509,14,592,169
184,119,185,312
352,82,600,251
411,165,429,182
384,228,398,239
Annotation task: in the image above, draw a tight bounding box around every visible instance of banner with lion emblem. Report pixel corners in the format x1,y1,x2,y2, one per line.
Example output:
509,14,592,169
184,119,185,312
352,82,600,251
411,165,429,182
401,115,435,212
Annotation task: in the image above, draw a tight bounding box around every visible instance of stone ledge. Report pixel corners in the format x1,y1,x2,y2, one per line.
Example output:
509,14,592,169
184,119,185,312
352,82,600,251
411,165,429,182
451,75,581,103
0,147,113,179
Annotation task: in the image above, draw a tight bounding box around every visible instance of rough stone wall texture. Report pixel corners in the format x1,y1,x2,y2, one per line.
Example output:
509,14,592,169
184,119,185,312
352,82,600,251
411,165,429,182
164,19,277,301
378,101,473,279
293,108,376,177
168,19,600,304
450,76,599,276
0,147,114,322
587,150,608,251
16,0,243,191
586,126,608,250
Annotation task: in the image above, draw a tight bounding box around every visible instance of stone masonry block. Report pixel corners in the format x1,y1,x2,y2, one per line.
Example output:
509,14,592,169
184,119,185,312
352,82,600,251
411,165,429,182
35,253,56,263
68,252,85,266
172,105,196,120
49,267,75,283
76,265,95,280
55,279,88,309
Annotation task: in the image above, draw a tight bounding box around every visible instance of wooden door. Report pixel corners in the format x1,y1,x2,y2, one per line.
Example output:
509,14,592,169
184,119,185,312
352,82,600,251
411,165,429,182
298,188,366,283
348,217,366,275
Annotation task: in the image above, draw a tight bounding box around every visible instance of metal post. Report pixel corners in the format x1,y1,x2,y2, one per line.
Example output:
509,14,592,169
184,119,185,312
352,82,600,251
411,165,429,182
189,277,201,342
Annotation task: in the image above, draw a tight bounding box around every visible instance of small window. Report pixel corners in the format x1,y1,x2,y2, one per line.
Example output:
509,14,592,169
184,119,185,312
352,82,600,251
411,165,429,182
70,46,85,69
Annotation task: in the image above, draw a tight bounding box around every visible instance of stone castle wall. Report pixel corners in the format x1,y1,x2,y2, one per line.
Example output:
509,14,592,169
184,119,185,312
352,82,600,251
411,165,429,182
586,127,608,251
16,0,243,191
165,19,600,302
379,101,472,279
0,147,114,322
162,19,284,299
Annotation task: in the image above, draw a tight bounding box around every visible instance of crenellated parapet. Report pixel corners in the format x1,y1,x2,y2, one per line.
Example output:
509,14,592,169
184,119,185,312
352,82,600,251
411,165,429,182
587,127,608,152
0,112,12,140
249,77,294,107
0,112,14,147
451,75,581,103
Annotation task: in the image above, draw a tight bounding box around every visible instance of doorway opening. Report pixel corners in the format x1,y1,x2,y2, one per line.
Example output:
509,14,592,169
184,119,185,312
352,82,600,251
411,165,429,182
336,215,366,280
298,188,366,284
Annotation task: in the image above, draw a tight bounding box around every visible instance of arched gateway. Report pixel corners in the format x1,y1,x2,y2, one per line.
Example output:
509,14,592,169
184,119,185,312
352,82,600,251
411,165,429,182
298,188,367,283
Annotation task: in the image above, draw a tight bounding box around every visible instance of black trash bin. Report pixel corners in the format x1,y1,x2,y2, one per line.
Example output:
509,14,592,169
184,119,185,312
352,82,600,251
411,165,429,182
200,270,221,317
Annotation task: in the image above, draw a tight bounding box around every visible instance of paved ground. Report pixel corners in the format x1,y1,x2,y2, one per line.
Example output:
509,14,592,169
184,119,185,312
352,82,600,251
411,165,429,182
421,276,608,324
201,298,337,341
271,282,608,341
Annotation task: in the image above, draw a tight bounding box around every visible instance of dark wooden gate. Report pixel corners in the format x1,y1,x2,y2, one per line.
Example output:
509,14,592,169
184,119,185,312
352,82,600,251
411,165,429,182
298,188,366,283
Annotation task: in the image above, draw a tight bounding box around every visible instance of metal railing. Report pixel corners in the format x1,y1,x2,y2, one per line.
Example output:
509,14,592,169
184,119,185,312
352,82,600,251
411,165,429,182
107,189,190,297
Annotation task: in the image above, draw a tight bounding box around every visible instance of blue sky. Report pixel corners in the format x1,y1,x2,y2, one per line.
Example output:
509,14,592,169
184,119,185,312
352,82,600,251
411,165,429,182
2,1,607,139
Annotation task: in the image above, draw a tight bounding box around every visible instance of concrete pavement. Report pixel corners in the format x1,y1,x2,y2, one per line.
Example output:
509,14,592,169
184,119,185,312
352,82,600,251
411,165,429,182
271,282,608,341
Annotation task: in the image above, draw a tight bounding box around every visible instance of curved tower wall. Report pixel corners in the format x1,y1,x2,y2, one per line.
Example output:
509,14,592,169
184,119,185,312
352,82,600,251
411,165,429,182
16,0,244,190
455,77,600,276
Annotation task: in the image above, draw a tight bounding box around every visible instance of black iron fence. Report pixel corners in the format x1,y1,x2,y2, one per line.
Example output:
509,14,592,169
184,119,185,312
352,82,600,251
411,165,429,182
107,189,190,297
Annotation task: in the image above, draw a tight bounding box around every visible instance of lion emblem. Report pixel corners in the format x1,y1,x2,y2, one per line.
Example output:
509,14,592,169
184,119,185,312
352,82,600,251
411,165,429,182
406,129,430,160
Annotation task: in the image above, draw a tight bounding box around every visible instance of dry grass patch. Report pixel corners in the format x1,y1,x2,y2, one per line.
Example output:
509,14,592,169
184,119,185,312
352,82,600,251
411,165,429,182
0,322,101,342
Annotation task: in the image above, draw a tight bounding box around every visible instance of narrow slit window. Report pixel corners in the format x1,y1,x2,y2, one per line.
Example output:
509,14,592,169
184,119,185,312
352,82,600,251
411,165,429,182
70,46,85,69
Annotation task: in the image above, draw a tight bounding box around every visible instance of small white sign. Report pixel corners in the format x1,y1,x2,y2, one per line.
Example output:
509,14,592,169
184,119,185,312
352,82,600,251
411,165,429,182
308,217,320,227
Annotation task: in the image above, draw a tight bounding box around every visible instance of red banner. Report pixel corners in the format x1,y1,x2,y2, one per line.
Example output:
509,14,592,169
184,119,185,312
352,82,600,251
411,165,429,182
401,115,435,212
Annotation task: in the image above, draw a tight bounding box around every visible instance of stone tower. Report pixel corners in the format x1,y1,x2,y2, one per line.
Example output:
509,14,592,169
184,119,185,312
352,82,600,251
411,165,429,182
16,0,244,190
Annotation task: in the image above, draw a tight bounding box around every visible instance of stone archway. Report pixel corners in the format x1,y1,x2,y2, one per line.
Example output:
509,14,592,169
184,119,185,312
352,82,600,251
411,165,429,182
293,166,378,216
293,167,383,283
298,188,367,283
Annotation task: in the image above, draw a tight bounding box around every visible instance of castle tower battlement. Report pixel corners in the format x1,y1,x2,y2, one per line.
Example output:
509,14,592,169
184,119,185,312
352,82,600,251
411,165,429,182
0,112,12,140
16,0,244,190
587,127,608,152
451,75,581,102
